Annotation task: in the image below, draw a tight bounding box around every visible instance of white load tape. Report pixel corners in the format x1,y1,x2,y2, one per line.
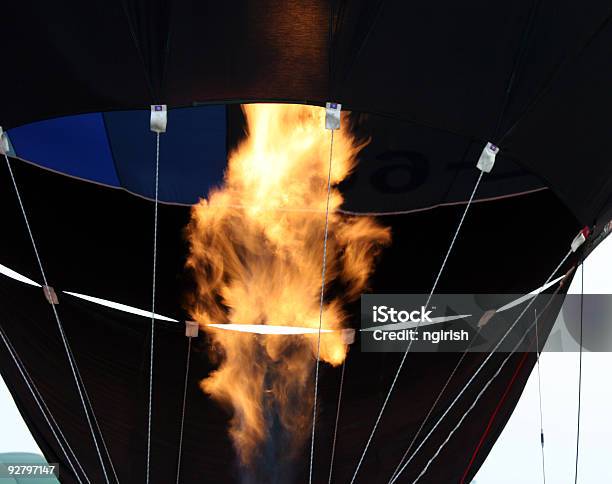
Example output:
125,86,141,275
0,127,10,155
150,105,167,133
477,141,498,173
571,227,590,252
42,285,59,305
185,320,199,338
341,328,355,345
325,102,341,130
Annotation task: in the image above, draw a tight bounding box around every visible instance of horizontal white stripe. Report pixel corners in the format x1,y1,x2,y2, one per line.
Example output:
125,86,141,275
496,275,565,313
0,263,41,287
63,291,179,322
206,323,334,335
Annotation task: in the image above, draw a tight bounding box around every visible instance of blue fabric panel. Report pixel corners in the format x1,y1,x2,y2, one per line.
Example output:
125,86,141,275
8,113,119,186
104,106,226,204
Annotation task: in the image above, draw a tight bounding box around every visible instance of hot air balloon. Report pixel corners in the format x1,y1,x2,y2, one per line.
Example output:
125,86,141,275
1,2,611,483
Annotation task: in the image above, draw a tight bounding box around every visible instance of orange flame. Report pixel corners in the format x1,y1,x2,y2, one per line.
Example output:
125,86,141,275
185,104,390,467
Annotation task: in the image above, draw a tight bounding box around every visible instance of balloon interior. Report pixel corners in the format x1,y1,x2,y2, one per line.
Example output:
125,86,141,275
2,4,612,482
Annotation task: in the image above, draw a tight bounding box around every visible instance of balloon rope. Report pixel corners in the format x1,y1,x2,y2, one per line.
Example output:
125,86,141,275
146,131,160,484
4,153,111,484
387,340,474,483
389,271,563,483
574,262,584,483
390,250,572,484
0,324,88,483
65,337,120,483
308,128,335,484
175,336,192,484
350,169,485,484
534,309,546,484
327,358,347,484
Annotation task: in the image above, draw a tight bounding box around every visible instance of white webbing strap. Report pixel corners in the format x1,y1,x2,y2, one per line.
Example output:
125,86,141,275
150,105,167,133
42,285,59,304
571,226,590,252
350,169,485,484
0,127,10,155
3,153,111,483
325,102,341,130
476,142,498,173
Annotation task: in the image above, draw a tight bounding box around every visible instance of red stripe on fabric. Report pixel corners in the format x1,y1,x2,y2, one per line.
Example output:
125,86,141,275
459,350,531,484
